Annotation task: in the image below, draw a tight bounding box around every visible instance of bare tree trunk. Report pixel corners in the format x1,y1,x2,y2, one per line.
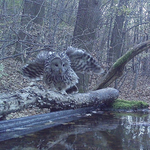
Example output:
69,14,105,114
72,0,101,51
132,63,139,90
106,0,114,68
107,0,129,63
15,0,45,62
141,1,150,76
72,0,101,92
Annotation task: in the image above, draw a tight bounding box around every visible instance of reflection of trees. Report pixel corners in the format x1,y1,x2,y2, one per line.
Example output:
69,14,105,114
0,113,119,150
120,114,150,150
0,113,150,150
46,113,150,150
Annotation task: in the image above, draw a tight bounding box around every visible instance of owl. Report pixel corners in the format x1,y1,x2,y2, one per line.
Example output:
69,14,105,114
22,46,104,94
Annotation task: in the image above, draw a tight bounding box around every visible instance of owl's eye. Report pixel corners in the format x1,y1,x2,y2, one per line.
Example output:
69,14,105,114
55,64,58,67
63,63,65,67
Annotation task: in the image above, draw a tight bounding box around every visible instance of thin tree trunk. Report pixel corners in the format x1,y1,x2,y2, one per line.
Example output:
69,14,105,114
107,0,129,63
15,0,45,62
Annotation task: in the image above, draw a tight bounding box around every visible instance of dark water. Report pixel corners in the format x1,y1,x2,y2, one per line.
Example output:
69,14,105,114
0,111,150,150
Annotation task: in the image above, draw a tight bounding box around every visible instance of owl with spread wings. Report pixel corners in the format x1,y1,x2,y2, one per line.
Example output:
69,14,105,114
22,46,104,94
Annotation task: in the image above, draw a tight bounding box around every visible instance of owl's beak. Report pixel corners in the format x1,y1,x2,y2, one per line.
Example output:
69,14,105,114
59,69,62,74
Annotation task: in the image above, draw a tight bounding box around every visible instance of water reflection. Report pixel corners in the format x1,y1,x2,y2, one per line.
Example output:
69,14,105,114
0,111,150,150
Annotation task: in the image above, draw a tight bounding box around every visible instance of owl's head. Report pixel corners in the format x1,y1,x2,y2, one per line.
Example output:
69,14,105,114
45,52,70,76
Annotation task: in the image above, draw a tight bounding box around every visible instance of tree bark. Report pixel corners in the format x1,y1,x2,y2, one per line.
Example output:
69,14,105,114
72,0,101,51
72,0,101,92
107,0,129,63
94,40,150,90
15,0,45,61
0,85,119,117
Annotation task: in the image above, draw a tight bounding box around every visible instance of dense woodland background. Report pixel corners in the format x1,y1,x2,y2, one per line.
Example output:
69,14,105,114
0,0,150,104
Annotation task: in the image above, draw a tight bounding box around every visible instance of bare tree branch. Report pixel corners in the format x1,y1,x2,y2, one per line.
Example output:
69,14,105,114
94,40,150,90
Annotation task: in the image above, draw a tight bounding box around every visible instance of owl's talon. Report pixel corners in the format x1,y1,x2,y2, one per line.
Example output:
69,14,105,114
60,90,68,95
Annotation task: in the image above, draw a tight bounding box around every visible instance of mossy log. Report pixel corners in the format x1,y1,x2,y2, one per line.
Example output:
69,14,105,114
0,85,119,118
94,40,150,90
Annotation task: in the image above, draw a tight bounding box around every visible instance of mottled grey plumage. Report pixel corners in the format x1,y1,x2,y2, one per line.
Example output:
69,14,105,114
66,47,104,74
22,46,104,94
43,52,78,94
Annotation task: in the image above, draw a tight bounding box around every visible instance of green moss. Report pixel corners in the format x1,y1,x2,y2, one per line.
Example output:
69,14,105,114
113,50,133,68
112,99,149,110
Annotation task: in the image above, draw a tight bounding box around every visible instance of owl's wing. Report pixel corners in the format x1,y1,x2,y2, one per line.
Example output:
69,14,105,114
66,46,104,74
22,51,50,79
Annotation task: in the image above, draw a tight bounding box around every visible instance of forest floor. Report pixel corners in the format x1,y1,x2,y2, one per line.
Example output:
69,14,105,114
118,73,150,105
0,58,150,119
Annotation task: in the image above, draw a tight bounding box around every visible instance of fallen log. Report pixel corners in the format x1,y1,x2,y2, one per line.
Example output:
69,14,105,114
0,85,119,117
0,84,119,141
